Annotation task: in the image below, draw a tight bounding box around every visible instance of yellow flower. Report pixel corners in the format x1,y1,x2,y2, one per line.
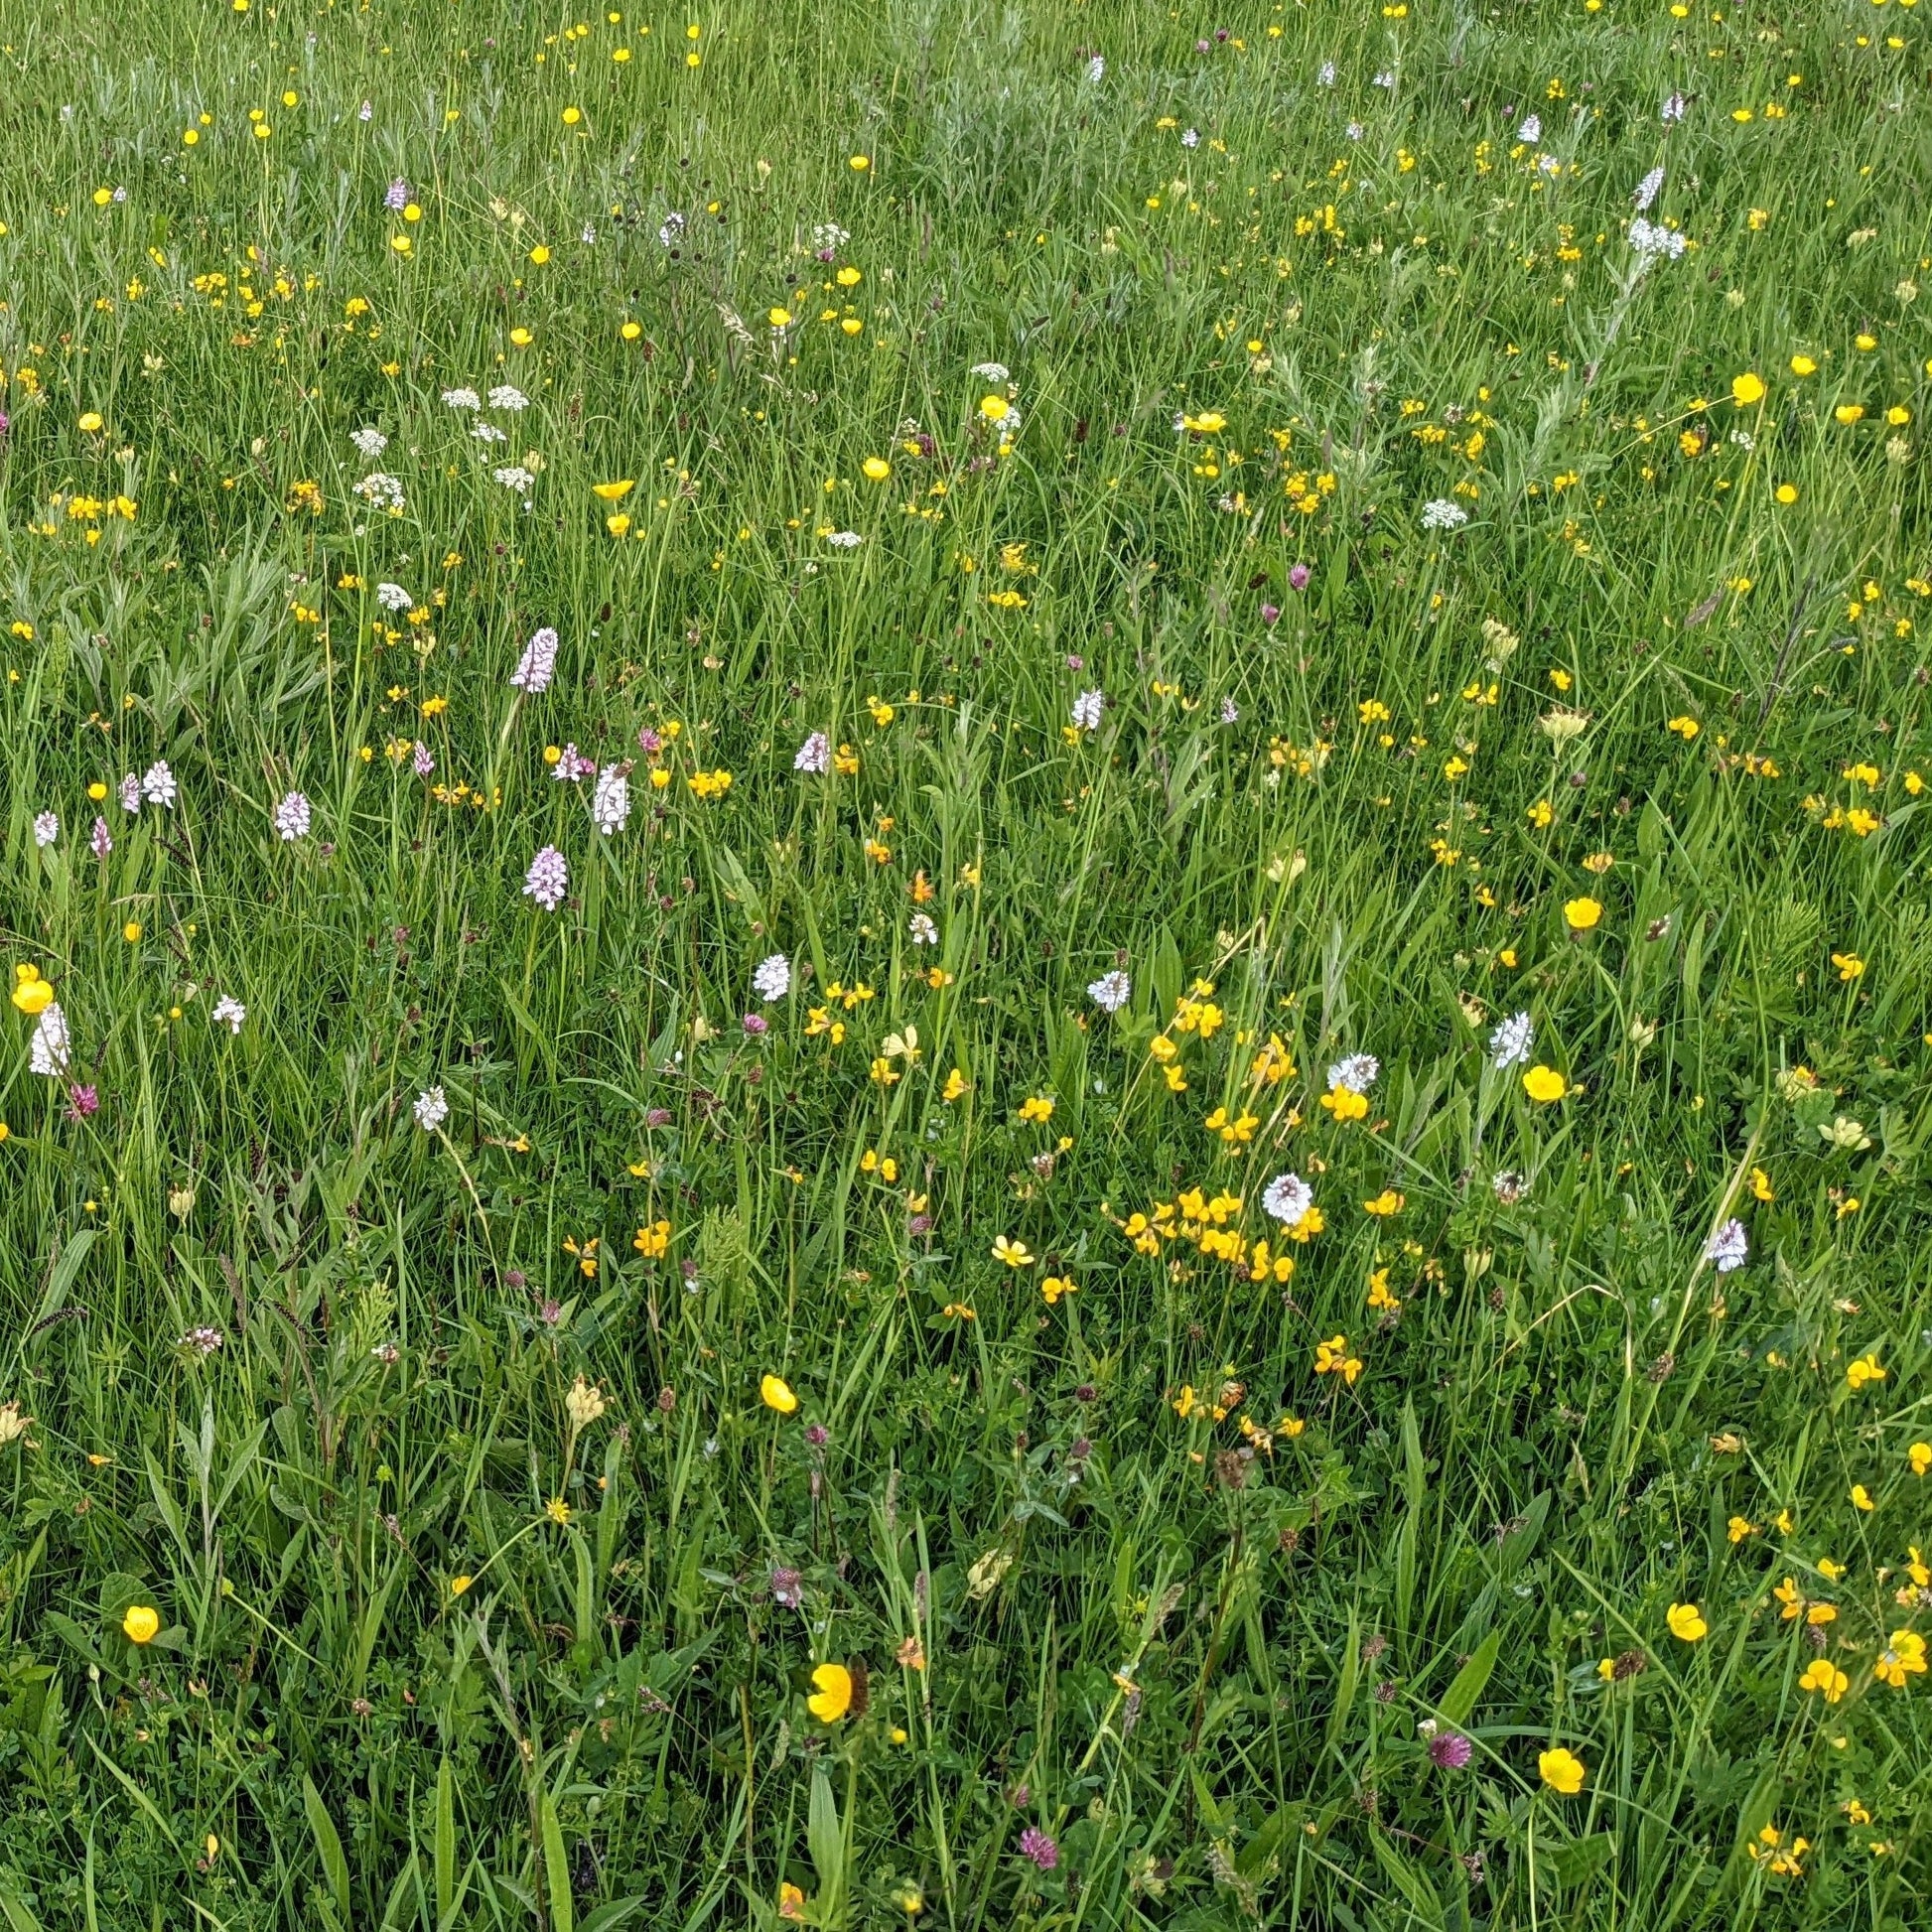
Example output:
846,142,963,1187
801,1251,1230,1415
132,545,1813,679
1789,354,1817,376
979,394,1011,423
942,1067,970,1102
807,1662,853,1722
1361,1189,1404,1217
1538,1747,1586,1794
1831,952,1864,981
1798,1658,1849,1704
1666,1601,1708,1642
77,410,103,434
992,1235,1035,1268
1726,1515,1758,1544
861,456,891,482
592,480,634,500
1847,1353,1885,1390
1040,1275,1077,1306
778,1881,806,1920
450,1574,474,1595
1851,1484,1873,1512
122,1604,160,1644
1313,1334,1363,1385
1319,1084,1369,1123
760,1374,799,1415
1522,1065,1568,1104
10,974,53,1016
768,307,793,329
1911,1442,1932,1475
1563,896,1602,932
1018,1095,1054,1124
1730,372,1765,407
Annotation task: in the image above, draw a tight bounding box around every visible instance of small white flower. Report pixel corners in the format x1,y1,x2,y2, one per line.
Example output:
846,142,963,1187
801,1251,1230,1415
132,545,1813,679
1085,55,1105,82
1632,165,1665,212
32,811,58,848
414,1085,450,1131
591,764,630,835
1180,127,1199,148
523,844,569,911
1316,60,1337,86
357,98,373,122
793,730,832,773
969,360,1011,380
825,530,863,548
1327,1053,1379,1094
1262,1172,1312,1226
1518,114,1542,143
354,473,405,511
658,212,686,247
493,465,536,492
1629,217,1687,260
274,790,312,841
1372,69,1395,89
142,760,178,808
376,581,413,613
350,425,389,459
1421,498,1469,531
212,994,246,1035
1537,153,1561,177
487,383,528,411
1087,969,1132,1014
29,1004,69,1077
909,912,938,946
752,954,791,1002
442,386,482,410
1070,688,1105,732
1661,91,1686,124
1706,1218,1748,1274
1345,120,1363,140
1489,1011,1534,1070
580,222,598,245
472,420,509,444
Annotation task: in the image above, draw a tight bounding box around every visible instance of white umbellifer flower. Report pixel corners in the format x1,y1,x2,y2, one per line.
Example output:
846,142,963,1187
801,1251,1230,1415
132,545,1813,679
350,425,389,459
1070,689,1104,732
1328,1053,1380,1094
523,844,568,911
29,1004,69,1076
413,1085,450,1131
1422,498,1469,531
493,465,536,492
793,731,831,773
32,812,58,848
591,764,630,835
909,912,938,946
752,954,791,1002
143,760,178,808
1262,1172,1312,1226
1488,1011,1534,1070
1632,166,1665,211
472,420,509,444
376,581,413,612
810,220,848,252
211,994,246,1035
1629,218,1688,260
1087,969,1132,1014
825,530,863,548
1518,114,1541,142
511,626,559,692
274,790,312,841
1706,1218,1748,1274
354,473,405,511
442,386,482,410
487,383,528,411
970,360,1010,380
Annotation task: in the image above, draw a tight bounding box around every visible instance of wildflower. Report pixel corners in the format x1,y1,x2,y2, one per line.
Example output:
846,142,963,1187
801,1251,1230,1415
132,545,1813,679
1798,1658,1849,1703
442,386,481,410
807,1662,853,1722
510,625,560,692
753,954,791,1003
1518,114,1542,142
29,1006,69,1077
211,996,246,1035
119,773,142,812
1875,1631,1927,1687
1706,1219,1748,1274
1262,1172,1312,1225
30,811,58,848
794,731,832,773
1041,1275,1076,1306
760,1374,799,1414
1911,1443,1931,1475
181,1324,222,1355
1629,218,1688,260
0,1402,34,1448
1428,1730,1473,1770
992,1235,1035,1268
770,1566,803,1608
122,1605,160,1644
565,1376,608,1434
1633,166,1665,211
1018,1827,1059,1871
1730,372,1766,407
1088,969,1132,1013
1070,688,1105,732
376,581,413,613
1563,897,1601,932
588,764,630,836
1489,1011,1533,1069
1421,498,1469,531
826,530,863,549
142,760,177,808
274,790,312,841
1662,90,1686,122
523,845,568,911
1846,1353,1885,1391
1666,1602,1708,1642
350,425,390,459
90,818,111,859
1522,1065,1568,1103
414,1086,450,1131
488,384,528,411
909,912,938,946
1537,1747,1586,1794
777,1883,805,1920
1313,1334,1362,1384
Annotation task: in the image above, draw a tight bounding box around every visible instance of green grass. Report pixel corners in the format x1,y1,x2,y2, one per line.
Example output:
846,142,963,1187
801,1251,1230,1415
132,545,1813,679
0,0,1928,1925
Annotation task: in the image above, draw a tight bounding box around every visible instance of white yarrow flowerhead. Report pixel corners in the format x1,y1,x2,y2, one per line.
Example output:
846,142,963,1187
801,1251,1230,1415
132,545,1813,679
350,425,389,459
1088,969,1132,1014
1488,1011,1534,1070
142,760,178,808
376,580,413,613
211,995,246,1035
1070,688,1104,732
752,954,791,1003
32,812,58,848
523,845,568,911
1706,1218,1748,1274
511,625,560,692
1422,498,1469,531
487,383,528,411
1262,1172,1313,1226
1328,1053,1380,1094
413,1085,450,1131
442,386,482,410
274,790,312,841
29,1004,69,1077
825,529,863,549
591,764,630,835
794,730,832,773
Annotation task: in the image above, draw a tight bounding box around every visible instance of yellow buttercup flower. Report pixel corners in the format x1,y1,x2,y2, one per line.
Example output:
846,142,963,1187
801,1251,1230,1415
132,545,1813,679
760,1374,799,1415
122,1604,160,1644
1563,897,1602,932
807,1662,853,1722
1666,1602,1708,1643
1538,1747,1586,1794
1522,1065,1568,1103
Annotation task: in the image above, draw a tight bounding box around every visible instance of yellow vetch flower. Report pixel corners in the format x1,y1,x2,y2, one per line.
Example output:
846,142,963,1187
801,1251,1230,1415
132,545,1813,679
1798,1658,1848,1703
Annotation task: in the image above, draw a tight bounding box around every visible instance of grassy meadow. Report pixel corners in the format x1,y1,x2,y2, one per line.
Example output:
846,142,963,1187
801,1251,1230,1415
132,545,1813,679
0,0,1929,1925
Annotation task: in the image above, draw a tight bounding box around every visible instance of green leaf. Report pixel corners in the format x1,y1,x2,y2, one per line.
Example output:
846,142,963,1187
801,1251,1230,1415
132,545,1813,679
304,1772,352,1927
435,1756,456,1928
1438,1629,1501,1727
541,1791,575,1932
